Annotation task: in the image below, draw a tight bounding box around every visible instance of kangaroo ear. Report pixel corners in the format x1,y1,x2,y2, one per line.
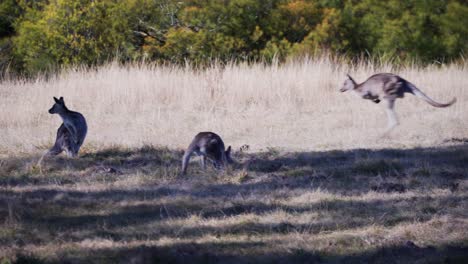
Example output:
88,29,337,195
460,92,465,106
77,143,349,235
59,97,64,103
226,146,231,154
53,97,60,103
346,74,356,84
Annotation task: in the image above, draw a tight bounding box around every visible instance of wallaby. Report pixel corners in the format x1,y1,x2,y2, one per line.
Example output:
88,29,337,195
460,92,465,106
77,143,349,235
340,73,456,133
41,97,87,160
182,132,233,174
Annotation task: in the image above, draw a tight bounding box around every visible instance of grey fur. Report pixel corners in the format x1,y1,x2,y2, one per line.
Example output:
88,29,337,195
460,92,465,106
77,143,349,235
45,97,87,157
182,132,232,175
340,73,456,133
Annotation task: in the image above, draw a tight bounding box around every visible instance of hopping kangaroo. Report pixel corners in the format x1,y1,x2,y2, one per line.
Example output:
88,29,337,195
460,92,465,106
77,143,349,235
43,97,87,158
182,132,232,174
340,73,456,133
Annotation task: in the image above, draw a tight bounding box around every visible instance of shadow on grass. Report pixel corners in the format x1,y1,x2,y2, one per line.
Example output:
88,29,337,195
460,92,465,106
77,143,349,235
10,240,468,264
1,188,465,242
1,142,467,191
81,242,468,264
1,143,467,263
0,143,466,227
247,143,467,175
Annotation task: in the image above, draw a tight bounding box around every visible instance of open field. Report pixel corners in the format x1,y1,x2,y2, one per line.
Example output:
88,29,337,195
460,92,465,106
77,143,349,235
1,59,467,263
0,58,467,153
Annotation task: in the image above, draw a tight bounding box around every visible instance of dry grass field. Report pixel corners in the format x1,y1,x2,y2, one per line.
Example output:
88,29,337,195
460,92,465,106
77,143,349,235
1,58,467,153
0,58,467,263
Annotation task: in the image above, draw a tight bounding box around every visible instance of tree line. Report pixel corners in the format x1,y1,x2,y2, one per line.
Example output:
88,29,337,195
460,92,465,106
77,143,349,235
1,0,467,75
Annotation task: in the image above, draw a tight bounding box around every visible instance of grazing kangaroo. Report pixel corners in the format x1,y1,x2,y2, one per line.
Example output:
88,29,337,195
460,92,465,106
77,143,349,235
182,132,233,174
42,97,87,159
340,73,456,133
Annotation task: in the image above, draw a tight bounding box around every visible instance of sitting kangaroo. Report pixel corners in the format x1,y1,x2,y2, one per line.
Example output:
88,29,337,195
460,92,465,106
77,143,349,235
44,97,87,158
340,73,456,133
182,132,233,174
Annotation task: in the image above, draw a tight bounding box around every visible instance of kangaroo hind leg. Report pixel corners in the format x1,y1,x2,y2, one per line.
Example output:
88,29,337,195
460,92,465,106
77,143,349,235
64,138,81,158
383,99,399,135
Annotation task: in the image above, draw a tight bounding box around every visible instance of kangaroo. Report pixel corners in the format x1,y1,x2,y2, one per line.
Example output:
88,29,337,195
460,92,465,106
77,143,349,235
43,97,88,158
182,132,233,175
340,73,456,133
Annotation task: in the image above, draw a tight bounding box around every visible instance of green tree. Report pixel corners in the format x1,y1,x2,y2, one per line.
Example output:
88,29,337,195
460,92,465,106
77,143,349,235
291,8,344,56
3,0,467,74
13,0,133,74
440,1,468,59
0,0,22,72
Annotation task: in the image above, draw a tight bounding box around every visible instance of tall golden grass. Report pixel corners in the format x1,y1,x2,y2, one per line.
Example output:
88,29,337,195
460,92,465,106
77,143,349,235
0,57,466,154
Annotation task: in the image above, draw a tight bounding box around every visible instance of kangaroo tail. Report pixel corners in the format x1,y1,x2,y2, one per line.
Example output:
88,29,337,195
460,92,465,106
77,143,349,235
407,83,456,108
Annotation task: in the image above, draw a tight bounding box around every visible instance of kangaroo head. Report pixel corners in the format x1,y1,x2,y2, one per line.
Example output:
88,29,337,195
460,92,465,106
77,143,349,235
49,96,67,114
340,74,356,92
211,146,233,169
